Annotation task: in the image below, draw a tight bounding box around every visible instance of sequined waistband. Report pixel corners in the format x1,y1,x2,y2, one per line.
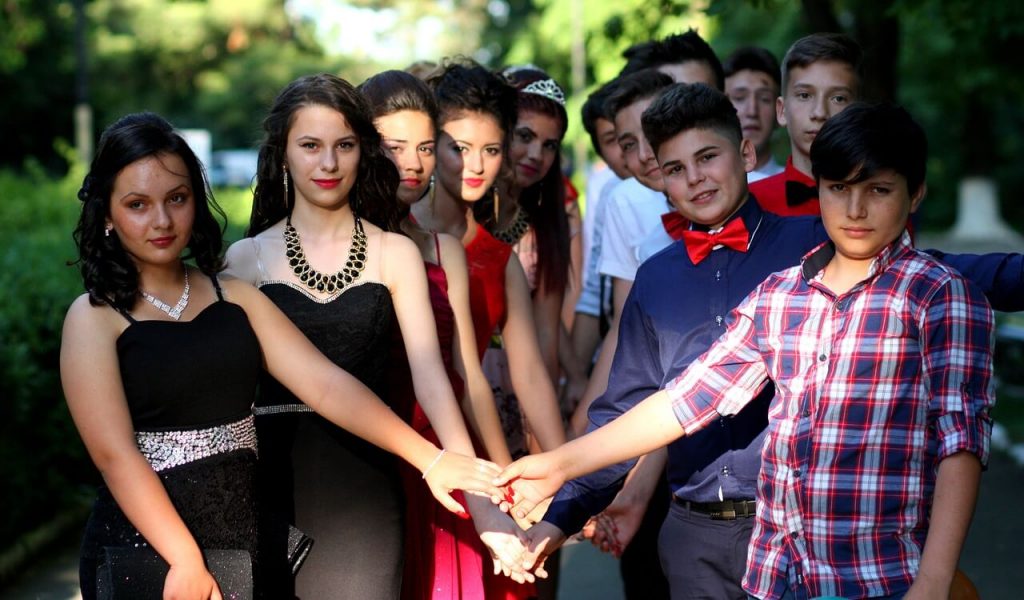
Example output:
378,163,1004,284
135,414,258,472
252,403,314,416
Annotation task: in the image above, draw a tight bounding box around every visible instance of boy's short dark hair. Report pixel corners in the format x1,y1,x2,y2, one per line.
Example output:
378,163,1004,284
724,46,781,88
641,83,742,156
811,102,927,196
781,33,863,93
581,79,620,155
606,70,675,124
621,29,725,90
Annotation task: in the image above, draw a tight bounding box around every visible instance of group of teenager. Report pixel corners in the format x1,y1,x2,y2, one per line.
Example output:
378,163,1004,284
60,24,1024,600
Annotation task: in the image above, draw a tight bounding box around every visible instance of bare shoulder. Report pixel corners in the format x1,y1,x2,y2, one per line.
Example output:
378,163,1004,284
380,230,423,261
62,293,123,347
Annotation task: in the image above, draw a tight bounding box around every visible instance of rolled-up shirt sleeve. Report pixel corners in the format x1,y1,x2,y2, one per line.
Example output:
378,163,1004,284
920,275,995,465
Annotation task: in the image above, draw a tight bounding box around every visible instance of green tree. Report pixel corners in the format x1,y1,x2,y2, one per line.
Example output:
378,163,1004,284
0,1,78,171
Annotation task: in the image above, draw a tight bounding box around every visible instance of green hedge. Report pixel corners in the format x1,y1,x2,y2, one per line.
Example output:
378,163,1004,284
0,162,93,543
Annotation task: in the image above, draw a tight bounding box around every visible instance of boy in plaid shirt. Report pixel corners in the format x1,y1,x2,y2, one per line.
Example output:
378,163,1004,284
500,102,994,599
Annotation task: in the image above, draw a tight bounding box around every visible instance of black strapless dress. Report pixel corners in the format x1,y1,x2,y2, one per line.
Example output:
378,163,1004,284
79,281,262,599
254,281,403,600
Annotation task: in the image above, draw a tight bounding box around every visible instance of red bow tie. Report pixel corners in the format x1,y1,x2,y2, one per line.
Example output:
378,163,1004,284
661,211,690,241
680,217,749,264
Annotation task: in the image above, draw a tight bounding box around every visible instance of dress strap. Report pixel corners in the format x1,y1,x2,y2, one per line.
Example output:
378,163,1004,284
432,232,443,267
116,306,137,325
250,238,270,284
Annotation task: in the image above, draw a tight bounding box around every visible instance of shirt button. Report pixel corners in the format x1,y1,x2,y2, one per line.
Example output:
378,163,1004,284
818,353,827,362
793,468,802,477
802,409,811,418
790,531,799,539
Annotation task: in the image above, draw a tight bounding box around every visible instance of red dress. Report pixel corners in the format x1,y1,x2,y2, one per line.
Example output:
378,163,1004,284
394,235,487,600
465,224,537,600
465,224,512,359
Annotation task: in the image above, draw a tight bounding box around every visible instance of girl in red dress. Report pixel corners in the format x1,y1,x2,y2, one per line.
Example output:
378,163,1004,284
411,59,568,600
359,70,527,599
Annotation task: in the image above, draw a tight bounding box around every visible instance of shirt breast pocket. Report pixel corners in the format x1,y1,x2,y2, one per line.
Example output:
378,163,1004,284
854,310,919,379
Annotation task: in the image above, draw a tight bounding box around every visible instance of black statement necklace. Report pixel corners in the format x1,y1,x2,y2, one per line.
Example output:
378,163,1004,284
284,215,367,294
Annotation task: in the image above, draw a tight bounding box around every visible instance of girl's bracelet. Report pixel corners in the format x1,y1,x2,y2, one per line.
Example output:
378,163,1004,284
421,449,446,480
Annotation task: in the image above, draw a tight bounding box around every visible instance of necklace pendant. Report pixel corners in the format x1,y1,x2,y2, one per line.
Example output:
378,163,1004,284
141,268,191,320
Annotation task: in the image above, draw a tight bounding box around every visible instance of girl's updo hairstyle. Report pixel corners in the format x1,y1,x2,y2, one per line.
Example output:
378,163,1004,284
501,66,570,293
249,73,401,236
427,58,518,140
501,66,569,138
73,111,226,311
358,69,439,127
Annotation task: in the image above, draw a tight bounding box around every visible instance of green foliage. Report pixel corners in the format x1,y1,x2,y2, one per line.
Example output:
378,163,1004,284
86,0,343,149
0,163,93,543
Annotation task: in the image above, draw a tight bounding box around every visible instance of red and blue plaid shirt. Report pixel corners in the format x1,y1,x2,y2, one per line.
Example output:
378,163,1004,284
667,231,995,599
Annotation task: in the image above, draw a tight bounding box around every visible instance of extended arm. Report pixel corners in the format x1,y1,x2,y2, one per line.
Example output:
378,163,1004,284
501,255,567,451
502,290,771,520
531,276,564,385
568,276,632,437
925,249,1024,312
223,278,503,512
439,234,514,466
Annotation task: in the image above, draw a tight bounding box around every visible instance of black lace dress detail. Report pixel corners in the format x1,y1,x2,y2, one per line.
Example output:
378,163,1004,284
253,281,403,600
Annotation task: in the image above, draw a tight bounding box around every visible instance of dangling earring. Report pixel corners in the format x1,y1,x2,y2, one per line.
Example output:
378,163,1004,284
104,225,112,238
493,186,501,222
282,164,290,208
429,175,437,216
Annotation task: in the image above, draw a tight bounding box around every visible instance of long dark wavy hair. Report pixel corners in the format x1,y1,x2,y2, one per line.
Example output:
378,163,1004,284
73,112,226,311
498,67,570,294
248,73,401,236
427,58,518,211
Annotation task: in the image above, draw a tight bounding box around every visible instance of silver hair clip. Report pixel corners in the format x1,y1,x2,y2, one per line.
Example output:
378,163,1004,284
521,79,566,106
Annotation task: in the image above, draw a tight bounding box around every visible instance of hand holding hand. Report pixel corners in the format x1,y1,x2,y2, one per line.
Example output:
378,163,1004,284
589,491,647,557
422,450,503,515
521,520,567,580
494,454,566,521
470,503,533,583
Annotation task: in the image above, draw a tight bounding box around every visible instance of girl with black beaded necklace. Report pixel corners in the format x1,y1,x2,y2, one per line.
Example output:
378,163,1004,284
224,73,511,599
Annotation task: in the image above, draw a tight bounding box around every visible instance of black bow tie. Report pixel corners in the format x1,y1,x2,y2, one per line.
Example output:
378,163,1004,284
785,181,818,207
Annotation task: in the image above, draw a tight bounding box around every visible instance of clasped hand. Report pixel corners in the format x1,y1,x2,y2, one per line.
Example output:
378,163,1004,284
485,453,572,581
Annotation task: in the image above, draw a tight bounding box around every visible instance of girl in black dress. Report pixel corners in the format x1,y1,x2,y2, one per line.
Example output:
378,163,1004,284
62,112,504,600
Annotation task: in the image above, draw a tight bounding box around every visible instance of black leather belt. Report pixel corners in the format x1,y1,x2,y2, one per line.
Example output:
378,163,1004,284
674,498,757,520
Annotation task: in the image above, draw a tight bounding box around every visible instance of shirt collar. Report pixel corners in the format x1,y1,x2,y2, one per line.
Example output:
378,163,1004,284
801,229,915,283
785,156,816,188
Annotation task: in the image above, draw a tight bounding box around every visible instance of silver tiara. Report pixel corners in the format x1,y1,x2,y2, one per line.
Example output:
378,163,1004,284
522,79,566,106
